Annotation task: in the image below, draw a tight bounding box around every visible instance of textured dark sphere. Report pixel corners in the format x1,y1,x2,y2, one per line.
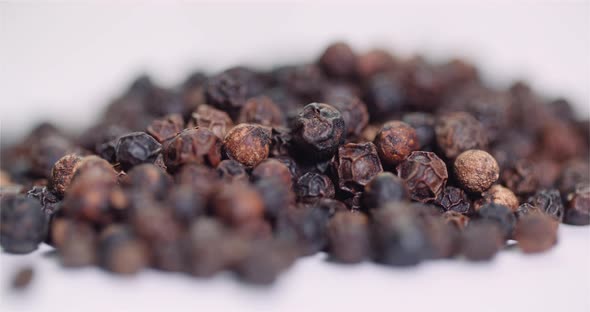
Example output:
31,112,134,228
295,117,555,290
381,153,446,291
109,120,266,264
291,103,346,161
362,172,407,210
115,132,162,170
397,151,448,203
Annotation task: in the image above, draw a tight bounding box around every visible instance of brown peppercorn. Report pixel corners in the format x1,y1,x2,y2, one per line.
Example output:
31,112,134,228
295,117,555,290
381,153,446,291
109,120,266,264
478,185,519,212
211,183,265,226
291,103,345,161
129,198,180,243
435,186,471,214
527,189,564,222
115,132,162,170
146,114,185,143
435,112,488,159
541,120,585,161
62,169,128,225
327,212,370,263
362,172,408,210
49,153,82,197
454,150,499,193
186,218,235,277
163,128,222,171
374,121,420,167
442,211,470,230
238,96,284,127
461,221,503,261
223,124,271,168
295,172,336,203
355,49,396,79
216,159,249,183
514,214,558,253
319,42,357,79
565,183,590,225
58,221,97,267
501,160,539,195
187,104,234,139
396,151,448,203
174,164,219,198
99,225,147,275
402,112,436,150
323,91,369,137
333,142,383,194
558,159,589,196
251,158,293,187
121,164,172,200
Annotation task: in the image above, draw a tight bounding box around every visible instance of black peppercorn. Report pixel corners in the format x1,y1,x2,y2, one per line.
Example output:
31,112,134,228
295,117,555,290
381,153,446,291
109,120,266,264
164,128,222,171
373,121,420,167
146,114,185,143
333,142,383,194
295,172,336,203
435,112,488,159
223,124,272,168
115,132,162,170
397,151,448,203
187,104,234,139
0,195,48,254
362,172,407,210
291,103,345,162
327,212,370,263
238,96,284,127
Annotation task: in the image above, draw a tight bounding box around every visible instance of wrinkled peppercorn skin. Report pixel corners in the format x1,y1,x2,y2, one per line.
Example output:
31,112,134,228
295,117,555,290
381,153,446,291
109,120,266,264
164,128,222,171
397,151,448,203
291,103,345,161
223,124,271,168
333,142,383,194
374,121,420,167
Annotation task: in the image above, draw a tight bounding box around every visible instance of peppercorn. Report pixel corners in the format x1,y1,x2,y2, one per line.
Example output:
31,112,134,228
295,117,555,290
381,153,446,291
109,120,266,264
501,159,539,196
187,104,234,139
146,114,184,143
216,159,249,183
442,210,470,230
477,185,519,212
333,142,383,194
205,67,264,118
319,42,357,79
115,132,162,170
514,203,542,219
396,151,448,203
461,221,503,261
371,203,429,266
274,205,331,256
373,121,419,167
234,239,297,285
174,164,219,198
323,89,369,137
327,212,370,263
362,172,407,210
526,189,564,222
295,172,336,203
291,103,345,162
0,195,48,254
558,159,589,196
98,225,148,275
164,128,222,171
565,183,590,225
363,73,406,120
402,112,436,150
514,214,558,253
48,153,82,197
58,220,97,267
121,164,173,200
254,178,296,222
355,49,396,79
251,158,293,187
454,150,499,194
185,218,231,277
435,186,471,214
422,216,461,259
223,124,271,168
211,182,265,226
273,64,325,101
477,203,516,238
166,184,207,224
27,186,61,215
435,112,488,159
238,96,284,127
269,127,292,157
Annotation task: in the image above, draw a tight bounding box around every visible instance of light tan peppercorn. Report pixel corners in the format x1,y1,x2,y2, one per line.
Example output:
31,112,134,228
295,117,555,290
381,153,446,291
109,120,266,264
454,150,499,193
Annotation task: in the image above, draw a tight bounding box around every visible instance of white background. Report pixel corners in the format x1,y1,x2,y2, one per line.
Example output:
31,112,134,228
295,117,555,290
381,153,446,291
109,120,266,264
1,1,589,312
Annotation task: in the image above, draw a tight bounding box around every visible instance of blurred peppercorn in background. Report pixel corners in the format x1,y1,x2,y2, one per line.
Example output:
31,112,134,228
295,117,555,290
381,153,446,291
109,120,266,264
1,41,588,286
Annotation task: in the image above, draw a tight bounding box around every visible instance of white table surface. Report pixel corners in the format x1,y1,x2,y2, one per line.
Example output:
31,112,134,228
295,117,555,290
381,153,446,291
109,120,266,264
1,2,589,312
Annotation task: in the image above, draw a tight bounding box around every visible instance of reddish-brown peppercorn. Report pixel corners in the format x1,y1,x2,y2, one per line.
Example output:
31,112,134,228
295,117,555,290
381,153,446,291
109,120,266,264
121,164,172,200
396,151,448,203
223,124,271,168
333,142,383,194
442,211,470,230
374,121,420,167
324,91,369,137
164,128,222,171
238,96,284,127
454,150,499,193
435,112,487,159
251,158,293,187
188,104,234,139
327,212,370,263
502,160,539,195
514,214,558,253
319,42,357,79
211,183,265,226
99,225,148,275
478,185,519,212
146,114,184,143
216,159,249,183
355,49,396,79
49,154,82,197
565,183,590,225
461,222,503,261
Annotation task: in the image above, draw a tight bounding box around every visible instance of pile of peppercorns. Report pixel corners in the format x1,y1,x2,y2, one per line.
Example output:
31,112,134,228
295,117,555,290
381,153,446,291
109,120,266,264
1,42,589,285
